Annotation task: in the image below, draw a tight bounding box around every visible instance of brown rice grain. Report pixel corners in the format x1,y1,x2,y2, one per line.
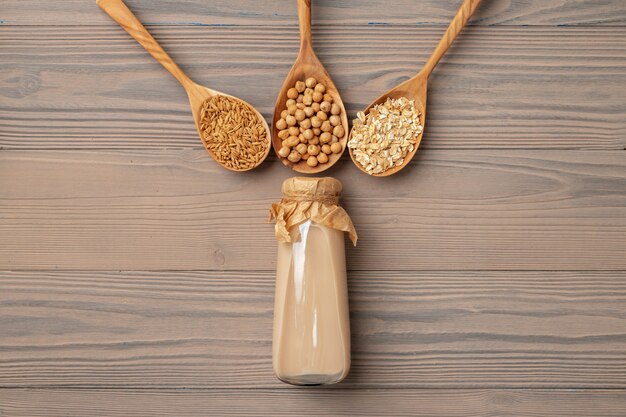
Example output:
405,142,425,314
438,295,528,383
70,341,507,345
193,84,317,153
198,95,268,170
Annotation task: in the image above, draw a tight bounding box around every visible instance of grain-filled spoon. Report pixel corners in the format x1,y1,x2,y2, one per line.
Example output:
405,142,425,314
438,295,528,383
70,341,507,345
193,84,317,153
272,0,349,174
97,0,271,171
348,0,482,177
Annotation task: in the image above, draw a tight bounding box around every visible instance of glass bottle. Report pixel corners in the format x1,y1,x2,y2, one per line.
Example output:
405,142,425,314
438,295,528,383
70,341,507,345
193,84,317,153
269,177,357,385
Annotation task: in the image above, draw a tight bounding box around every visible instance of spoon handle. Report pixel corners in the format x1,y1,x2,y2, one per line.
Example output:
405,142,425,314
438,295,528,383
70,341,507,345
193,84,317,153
421,0,482,78
297,0,313,52
96,0,194,89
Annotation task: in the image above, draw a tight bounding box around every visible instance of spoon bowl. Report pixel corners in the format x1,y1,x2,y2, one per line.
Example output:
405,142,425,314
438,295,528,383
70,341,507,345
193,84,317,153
349,75,427,177
348,0,482,177
272,0,348,174
187,86,271,172
97,0,271,172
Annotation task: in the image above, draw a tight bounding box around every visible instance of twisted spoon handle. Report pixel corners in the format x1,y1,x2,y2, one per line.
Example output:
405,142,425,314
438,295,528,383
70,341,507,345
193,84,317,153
297,0,313,52
96,0,194,89
422,0,482,77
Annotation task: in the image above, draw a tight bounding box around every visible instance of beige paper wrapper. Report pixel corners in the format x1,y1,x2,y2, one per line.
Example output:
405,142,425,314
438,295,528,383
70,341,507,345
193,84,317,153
269,177,357,246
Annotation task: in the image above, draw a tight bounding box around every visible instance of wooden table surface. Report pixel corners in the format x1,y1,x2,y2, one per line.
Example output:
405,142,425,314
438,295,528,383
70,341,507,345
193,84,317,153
1,1,626,415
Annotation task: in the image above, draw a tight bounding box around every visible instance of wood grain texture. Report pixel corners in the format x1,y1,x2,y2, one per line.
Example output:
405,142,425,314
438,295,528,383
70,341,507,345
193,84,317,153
1,270,625,388
3,0,626,26
2,0,626,409
1,25,625,151
1,149,625,271
2,389,626,416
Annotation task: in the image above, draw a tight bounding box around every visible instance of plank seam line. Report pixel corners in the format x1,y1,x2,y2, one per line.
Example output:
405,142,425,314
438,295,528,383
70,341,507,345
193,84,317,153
1,386,626,391
2,269,626,274
2,24,626,29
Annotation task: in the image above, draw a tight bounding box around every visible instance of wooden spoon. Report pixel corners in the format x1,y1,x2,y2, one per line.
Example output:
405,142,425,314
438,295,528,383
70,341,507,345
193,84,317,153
272,0,349,174
349,0,482,177
96,0,271,172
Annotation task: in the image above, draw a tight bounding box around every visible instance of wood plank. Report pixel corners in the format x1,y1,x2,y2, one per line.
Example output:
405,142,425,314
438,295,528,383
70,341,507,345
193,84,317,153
1,270,625,388
1,26,625,151
2,389,626,417
1,149,625,271
3,0,626,26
